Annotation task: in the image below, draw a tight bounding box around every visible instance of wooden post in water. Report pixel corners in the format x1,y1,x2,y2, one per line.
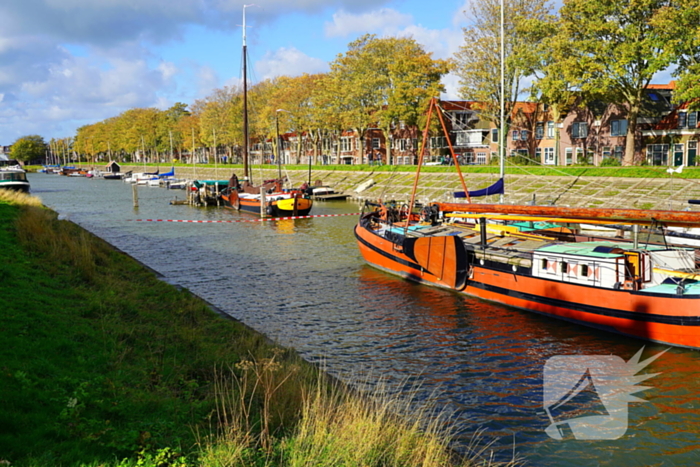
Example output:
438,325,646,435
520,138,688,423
260,187,266,218
132,183,139,207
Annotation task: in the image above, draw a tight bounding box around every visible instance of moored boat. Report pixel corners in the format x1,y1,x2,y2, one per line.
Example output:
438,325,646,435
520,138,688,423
0,168,30,192
216,6,312,218
355,97,700,349
310,184,350,201
220,174,312,217
355,201,700,349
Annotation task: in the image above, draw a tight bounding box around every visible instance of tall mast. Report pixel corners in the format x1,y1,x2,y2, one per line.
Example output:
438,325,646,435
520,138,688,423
242,5,251,181
499,0,505,203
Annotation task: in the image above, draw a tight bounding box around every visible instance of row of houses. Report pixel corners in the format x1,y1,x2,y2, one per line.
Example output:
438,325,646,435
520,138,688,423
259,82,698,168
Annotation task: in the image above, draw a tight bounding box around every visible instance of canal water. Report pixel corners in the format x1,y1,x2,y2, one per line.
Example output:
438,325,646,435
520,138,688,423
28,173,700,466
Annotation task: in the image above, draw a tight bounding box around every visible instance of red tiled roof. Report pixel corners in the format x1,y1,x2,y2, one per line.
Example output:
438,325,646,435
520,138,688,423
646,81,675,90
439,101,477,111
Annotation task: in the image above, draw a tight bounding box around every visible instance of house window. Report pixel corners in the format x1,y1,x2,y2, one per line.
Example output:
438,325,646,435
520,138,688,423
372,138,380,149
536,148,542,162
491,129,498,143
614,145,624,160
512,130,520,141
646,144,669,166
399,121,406,130
572,122,588,139
520,130,529,141
430,136,446,148
611,119,628,137
399,139,408,151
544,147,555,165
476,152,487,164
602,146,611,159
536,123,544,139
340,137,352,152
565,148,573,165
547,121,554,138
679,112,687,129
454,112,472,127
690,111,698,129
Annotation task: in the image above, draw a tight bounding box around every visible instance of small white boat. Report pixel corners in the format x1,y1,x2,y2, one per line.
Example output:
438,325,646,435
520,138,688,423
0,168,30,192
311,185,349,200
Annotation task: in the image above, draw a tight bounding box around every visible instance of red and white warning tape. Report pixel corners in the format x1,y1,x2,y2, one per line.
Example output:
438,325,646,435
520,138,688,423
128,212,362,223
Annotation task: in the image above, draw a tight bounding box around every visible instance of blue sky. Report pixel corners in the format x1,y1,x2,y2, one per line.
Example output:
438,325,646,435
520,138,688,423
0,0,471,143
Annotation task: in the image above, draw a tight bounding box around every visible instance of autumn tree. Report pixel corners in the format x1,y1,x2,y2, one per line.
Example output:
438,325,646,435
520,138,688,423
554,0,680,165
652,0,700,108
263,74,324,164
325,34,449,164
519,13,581,165
197,86,243,163
455,0,553,161
10,135,46,163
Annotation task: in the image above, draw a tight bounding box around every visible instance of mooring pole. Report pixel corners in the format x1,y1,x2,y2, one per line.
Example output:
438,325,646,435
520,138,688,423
260,187,266,218
132,183,139,207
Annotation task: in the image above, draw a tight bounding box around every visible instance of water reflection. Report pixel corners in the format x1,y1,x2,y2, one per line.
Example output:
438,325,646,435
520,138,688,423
28,174,700,466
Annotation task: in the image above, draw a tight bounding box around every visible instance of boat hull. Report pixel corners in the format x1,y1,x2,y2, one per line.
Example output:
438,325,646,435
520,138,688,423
355,220,700,349
222,191,312,217
0,182,30,193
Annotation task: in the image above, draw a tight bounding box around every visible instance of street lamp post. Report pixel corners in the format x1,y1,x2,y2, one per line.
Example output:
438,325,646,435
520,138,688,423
275,109,285,180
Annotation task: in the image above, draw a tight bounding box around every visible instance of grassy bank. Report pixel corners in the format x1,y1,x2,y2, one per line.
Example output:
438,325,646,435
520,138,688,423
29,161,700,178
0,190,515,467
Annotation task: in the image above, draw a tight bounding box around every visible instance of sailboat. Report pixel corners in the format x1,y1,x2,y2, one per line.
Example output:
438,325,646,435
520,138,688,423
354,0,700,349
355,97,700,349
219,6,312,217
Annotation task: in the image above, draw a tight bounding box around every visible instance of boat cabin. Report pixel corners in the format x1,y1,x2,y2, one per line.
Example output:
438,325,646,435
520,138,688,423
532,242,695,291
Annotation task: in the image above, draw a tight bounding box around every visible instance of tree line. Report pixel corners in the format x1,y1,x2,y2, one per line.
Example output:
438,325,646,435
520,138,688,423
12,0,700,166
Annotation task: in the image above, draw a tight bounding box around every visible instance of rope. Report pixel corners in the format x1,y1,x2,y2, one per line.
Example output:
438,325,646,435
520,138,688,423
127,212,362,223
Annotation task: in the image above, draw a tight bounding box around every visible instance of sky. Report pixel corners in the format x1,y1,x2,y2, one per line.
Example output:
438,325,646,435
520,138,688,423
0,0,474,143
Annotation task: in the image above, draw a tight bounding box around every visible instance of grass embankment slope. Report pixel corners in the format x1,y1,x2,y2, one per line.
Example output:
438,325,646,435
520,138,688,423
0,191,513,467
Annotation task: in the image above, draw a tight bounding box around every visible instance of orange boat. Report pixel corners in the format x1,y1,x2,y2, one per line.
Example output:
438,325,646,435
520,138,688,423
355,98,700,349
218,7,312,219
220,174,312,217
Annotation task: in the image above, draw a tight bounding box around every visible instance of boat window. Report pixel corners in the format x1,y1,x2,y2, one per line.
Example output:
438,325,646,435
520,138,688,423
561,261,568,274
541,258,548,270
580,264,589,277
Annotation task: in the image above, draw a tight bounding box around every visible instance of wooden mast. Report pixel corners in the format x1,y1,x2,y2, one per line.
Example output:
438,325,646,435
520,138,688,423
242,5,250,182
407,98,471,224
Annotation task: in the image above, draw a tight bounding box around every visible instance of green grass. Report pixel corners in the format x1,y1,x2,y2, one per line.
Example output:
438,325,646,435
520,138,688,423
27,162,700,179
0,190,518,467
0,191,314,465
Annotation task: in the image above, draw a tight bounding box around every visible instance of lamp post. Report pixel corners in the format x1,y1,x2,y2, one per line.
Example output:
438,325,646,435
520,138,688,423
275,109,285,180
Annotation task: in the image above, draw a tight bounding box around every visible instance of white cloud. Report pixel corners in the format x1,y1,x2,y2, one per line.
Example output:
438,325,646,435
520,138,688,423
324,8,413,37
0,51,178,141
197,65,221,97
441,72,462,100
452,1,472,27
255,47,328,81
